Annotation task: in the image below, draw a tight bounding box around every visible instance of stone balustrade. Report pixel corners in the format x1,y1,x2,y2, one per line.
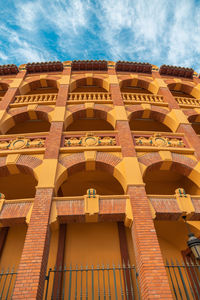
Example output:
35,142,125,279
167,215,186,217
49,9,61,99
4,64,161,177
122,93,165,104
68,92,112,102
175,96,200,107
13,93,57,105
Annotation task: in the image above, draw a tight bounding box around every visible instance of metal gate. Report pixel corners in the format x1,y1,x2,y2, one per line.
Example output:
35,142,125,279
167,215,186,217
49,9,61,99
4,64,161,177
44,264,140,299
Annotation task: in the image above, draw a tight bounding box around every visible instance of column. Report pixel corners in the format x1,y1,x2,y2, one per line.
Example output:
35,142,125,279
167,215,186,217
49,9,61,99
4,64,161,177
108,63,172,299
12,64,71,299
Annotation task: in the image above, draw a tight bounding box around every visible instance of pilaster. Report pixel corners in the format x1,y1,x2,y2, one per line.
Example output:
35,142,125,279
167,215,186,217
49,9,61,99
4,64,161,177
12,63,71,299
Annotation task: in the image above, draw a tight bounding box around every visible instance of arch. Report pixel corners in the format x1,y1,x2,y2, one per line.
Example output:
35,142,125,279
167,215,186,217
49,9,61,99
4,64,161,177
0,155,42,199
138,152,200,189
55,152,125,195
167,82,199,99
0,106,53,134
69,76,109,92
19,78,60,95
119,77,158,94
127,105,175,132
0,82,9,97
65,104,116,130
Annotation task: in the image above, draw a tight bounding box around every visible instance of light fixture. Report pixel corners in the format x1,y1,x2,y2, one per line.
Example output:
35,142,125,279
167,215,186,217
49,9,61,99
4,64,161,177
182,216,200,260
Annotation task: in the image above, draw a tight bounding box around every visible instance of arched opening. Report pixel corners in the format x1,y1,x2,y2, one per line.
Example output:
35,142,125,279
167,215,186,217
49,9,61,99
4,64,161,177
120,79,152,94
130,118,171,132
188,115,200,135
0,170,37,199
20,79,58,95
5,112,51,134
66,110,114,131
129,111,172,132
7,119,50,134
168,83,195,99
0,83,9,97
144,165,200,195
58,169,124,196
70,78,108,93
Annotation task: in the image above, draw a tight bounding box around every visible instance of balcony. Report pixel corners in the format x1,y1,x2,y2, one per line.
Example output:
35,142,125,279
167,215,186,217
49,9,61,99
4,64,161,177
10,93,57,108
67,92,112,104
122,93,167,106
52,194,131,226
148,193,200,220
175,96,200,108
0,198,34,226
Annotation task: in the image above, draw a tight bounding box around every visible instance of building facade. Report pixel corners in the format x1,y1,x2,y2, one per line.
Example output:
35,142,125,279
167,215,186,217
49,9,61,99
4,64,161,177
0,60,200,299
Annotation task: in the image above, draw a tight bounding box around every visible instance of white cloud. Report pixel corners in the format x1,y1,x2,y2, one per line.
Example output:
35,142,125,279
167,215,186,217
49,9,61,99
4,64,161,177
0,0,200,71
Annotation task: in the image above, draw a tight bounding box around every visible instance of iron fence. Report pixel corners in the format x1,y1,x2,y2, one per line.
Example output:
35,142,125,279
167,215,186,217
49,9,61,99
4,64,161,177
44,264,140,300
0,268,17,299
165,259,200,300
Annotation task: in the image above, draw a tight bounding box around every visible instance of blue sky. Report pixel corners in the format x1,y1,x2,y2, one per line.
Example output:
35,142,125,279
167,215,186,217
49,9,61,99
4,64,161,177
0,0,200,71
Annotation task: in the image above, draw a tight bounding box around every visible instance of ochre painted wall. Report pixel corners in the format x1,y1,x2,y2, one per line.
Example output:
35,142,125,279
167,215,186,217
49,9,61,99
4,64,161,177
0,225,27,269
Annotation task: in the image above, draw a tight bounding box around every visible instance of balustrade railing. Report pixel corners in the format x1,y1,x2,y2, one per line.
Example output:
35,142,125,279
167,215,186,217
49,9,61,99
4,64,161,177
175,96,200,107
13,93,57,105
44,264,140,300
68,92,112,102
122,93,165,105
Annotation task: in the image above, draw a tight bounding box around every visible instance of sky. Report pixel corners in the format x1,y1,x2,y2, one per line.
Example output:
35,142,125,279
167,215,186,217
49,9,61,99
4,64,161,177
0,0,200,71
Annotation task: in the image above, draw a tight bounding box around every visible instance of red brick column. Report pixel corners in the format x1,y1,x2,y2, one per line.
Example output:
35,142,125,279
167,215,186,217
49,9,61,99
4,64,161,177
108,65,172,298
177,124,200,160
108,65,136,156
128,186,172,299
152,71,179,109
13,188,53,299
12,65,71,299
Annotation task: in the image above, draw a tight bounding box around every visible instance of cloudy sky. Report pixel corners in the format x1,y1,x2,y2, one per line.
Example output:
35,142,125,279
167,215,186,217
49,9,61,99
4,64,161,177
0,0,200,71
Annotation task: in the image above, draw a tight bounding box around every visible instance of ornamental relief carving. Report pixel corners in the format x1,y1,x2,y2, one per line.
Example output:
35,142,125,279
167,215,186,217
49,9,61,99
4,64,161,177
0,137,45,151
135,134,185,148
64,133,116,147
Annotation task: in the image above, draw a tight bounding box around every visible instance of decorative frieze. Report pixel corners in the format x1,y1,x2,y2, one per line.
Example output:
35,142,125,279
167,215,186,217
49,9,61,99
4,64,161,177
64,133,116,147
0,137,45,151
135,133,185,148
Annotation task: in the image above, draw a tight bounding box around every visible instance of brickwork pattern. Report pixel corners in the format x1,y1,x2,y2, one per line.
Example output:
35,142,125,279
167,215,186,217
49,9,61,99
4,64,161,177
1,62,200,298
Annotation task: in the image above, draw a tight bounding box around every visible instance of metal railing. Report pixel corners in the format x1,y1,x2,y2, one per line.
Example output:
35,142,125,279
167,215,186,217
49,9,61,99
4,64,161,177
165,259,200,299
68,93,112,102
0,268,17,299
122,93,164,104
44,264,140,299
